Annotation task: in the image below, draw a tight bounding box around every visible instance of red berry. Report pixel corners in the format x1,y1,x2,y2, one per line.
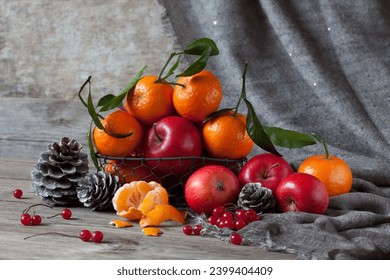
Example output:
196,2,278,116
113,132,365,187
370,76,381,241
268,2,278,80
212,206,225,218
234,208,247,220
91,231,104,243
31,215,42,226
230,233,242,245
235,219,247,230
207,215,218,225
79,230,92,242
182,225,193,235
193,224,202,235
13,189,23,199
222,211,234,220
61,209,72,220
245,209,259,223
223,218,236,229
21,213,31,226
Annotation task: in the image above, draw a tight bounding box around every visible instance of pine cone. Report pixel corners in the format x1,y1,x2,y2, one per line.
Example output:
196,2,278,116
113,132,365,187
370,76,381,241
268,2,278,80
237,182,276,213
76,171,120,211
31,137,89,206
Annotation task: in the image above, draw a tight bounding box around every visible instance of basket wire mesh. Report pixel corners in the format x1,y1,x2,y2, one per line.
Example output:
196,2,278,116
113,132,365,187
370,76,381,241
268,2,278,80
97,155,246,207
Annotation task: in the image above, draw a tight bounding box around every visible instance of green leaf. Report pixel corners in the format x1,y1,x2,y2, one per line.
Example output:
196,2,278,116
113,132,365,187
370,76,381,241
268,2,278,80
100,66,146,112
263,126,317,148
176,47,211,77
87,85,104,130
243,98,282,156
88,122,100,170
184,38,219,56
97,94,116,107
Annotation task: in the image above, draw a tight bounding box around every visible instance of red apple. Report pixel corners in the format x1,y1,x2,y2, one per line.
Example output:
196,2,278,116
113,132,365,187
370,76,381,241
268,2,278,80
184,165,240,215
275,173,329,214
144,116,203,176
238,153,294,194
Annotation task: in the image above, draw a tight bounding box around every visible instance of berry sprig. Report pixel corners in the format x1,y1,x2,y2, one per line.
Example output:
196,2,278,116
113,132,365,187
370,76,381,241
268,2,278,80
24,230,104,243
47,208,72,220
20,204,53,226
20,204,73,226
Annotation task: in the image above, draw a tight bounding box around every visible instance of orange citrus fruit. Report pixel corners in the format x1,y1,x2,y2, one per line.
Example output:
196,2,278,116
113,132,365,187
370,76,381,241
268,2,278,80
173,69,222,123
93,110,143,157
202,111,254,159
112,181,169,220
298,154,353,197
124,75,174,125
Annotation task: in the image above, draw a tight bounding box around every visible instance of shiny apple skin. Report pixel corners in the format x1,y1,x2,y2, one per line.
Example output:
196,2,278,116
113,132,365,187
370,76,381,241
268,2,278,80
275,173,329,214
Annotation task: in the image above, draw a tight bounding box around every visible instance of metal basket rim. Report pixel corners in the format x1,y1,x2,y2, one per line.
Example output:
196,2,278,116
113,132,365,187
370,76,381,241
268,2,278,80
97,154,247,163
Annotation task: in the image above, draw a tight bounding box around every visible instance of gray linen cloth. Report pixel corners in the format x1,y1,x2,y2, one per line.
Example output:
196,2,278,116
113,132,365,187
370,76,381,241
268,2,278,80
160,0,390,259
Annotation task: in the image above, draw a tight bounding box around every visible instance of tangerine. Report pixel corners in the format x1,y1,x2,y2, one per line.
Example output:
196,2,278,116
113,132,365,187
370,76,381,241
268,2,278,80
297,154,353,197
202,111,254,159
93,110,143,157
173,69,222,123
124,75,174,125
105,159,158,185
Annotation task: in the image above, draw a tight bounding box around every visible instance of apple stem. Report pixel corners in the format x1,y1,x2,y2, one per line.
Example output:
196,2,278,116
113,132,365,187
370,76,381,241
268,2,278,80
264,162,279,178
216,181,224,191
311,133,329,159
153,123,163,142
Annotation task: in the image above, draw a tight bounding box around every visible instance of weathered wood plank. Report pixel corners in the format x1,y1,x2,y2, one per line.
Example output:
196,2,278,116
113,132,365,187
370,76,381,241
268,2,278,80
0,157,296,260
0,97,91,160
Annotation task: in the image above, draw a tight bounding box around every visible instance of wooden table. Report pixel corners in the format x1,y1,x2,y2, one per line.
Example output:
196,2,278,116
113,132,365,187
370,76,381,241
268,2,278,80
0,157,296,260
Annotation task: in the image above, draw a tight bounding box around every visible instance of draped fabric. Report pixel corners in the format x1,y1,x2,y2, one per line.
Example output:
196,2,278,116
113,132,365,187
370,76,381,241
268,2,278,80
160,0,390,259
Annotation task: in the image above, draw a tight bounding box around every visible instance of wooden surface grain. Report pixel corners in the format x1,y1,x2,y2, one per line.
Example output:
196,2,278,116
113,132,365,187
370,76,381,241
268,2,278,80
0,157,296,260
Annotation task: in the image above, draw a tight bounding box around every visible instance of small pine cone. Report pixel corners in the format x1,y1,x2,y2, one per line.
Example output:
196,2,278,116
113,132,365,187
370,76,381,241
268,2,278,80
237,182,276,213
31,137,89,206
76,171,120,211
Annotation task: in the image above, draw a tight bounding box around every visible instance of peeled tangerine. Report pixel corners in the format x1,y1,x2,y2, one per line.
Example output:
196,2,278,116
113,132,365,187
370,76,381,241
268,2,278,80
112,181,185,228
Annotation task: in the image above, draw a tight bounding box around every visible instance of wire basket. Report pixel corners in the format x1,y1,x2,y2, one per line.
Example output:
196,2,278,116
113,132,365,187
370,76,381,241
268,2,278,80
97,155,247,207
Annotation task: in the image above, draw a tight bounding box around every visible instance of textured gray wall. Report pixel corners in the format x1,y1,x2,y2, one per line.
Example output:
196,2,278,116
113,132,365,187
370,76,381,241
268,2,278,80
0,0,176,99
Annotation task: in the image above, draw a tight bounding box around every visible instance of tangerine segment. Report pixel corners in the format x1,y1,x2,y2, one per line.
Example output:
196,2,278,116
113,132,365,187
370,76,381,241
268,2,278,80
139,205,185,228
142,227,162,237
138,186,169,215
202,111,254,159
117,207,144,221
112,181,161,213
298,154,353,197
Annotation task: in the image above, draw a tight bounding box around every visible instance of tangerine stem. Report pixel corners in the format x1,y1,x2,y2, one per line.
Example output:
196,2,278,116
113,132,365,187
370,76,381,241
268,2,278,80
311,133,329,159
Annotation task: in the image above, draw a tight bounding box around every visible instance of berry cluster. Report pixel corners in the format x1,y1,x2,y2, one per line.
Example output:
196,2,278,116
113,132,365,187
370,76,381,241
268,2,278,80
182,205,261,246
208,206,260,231
79,230,104,243
20,204,72,226
182,224,202,236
